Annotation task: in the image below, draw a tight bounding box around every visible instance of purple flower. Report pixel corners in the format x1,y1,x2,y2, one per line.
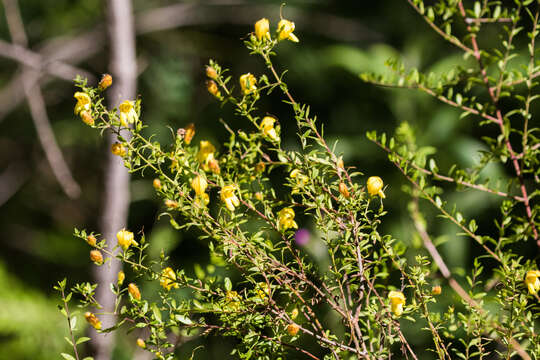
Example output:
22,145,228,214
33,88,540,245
294,228,310,246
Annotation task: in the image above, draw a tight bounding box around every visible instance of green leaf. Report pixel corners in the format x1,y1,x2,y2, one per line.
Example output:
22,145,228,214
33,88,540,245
61,354,76,360
224,277,232,291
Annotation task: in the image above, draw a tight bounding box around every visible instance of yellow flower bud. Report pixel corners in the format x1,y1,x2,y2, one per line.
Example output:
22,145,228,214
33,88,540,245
278,208,298,231
206,80,221,98
260,116,279,142
111,143,126,157
286,323,300,336
136,338,146,349
367,176,385,198
191,175,208,196
256,282,270,299
239,73,257,95
86,235,97,247
337,157,344,170
338,182,350,198
80,111,94,126
208,158,221,174
84,312,102,330
74,92,91,115
116,229,136,251
197,140,216,172
388,290,405,317
153,178,162,190
432,285,442,295
255,18,271,40
160,267,179,291
98,74,113,91
255,162,266,173
291,308,299,320
184,123,195,145
128,283,141,300
117,271,125,286
194,193,210,208
225,290,241,310
206,66,218,80
254,192,264,201
525,270,540,295
221,185,240,211
119,100,138,127
89,250,103,265
277,19,299,42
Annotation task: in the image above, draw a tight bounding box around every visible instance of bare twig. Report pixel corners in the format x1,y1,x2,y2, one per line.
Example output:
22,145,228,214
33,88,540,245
2,0,81,199
91,0,136,359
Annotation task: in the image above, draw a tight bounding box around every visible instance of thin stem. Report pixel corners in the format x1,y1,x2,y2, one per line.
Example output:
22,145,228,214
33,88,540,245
61,288,81,360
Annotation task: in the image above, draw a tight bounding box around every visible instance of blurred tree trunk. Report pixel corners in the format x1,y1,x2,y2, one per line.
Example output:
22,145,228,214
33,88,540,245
91,0,136,359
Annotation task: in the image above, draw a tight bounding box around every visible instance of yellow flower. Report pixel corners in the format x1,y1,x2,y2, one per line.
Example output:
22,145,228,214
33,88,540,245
277,19,299,42
165,199,178,209
117,229,136,251
117,271,125,286
290,169,308,192
136,338,146,349
260,116,280,142
286,323,300,336
255,18,270,40
388,290,405,317
98,74,113,90
278,208,298,231
367,176,385,198
111,142,126,157
84,312,102,330
191,175,208,196
74,92,91,115
256,282,270,300
80,111,94,126
221,185,240,211
225,290,241,310
197,140,216,171
89,250,103,265
194,193,210,208
119,100,138,127
239,73,257,95
184,123,195,145
525,270,540,295
128,283,141,300
206,80,221,98
160,267,179,291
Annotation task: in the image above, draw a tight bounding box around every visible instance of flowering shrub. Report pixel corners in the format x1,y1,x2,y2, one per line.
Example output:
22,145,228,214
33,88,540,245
58,2,539,359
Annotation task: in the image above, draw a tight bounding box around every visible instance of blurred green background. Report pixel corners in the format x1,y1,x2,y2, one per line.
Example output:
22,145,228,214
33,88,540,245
0,0,533,359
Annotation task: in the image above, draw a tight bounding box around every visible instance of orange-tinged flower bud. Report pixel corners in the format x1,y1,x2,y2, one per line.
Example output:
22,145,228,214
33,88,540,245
278,208,298,231
205,66,218,80
367,176,385,198
260,116,279,141
86,235,97,247
84,312,102,330
153,178,162,190
432,285,442,295
128,283,141,300
117,271,125,286
90,250,103,265
287,323,300,336
255,18,270,40
255,162,266,173
136,338,146,349
165,199,178,209
111,142,126,157
74,92,91,115
525,270,540,295
208,158,221,174
239,73,257,95
388,290,405,317
191,175,208,196
116,229,135,251
277,19,299,42
206,80,221,98
80,111,94,126
337,157,344,170
339,182,350,198
221,185,240,211
254,192,264,201
184,123,195,144
98,74,113,90
160,267,179,291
